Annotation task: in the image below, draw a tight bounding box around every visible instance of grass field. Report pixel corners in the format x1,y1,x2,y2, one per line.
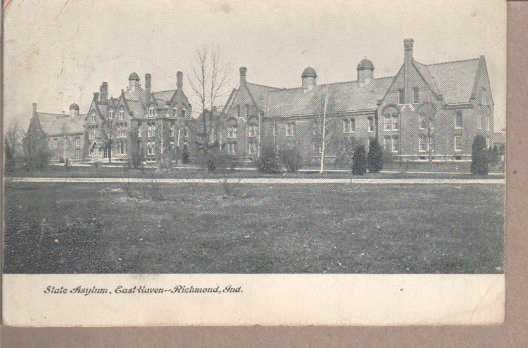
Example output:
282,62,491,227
4,182,504,273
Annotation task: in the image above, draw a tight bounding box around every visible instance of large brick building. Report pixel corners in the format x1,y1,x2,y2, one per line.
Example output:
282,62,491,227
28,71,193,164
221,38,494,165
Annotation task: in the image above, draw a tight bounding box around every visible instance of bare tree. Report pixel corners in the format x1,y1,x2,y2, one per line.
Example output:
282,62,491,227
5,120,25,159
187,45,232,154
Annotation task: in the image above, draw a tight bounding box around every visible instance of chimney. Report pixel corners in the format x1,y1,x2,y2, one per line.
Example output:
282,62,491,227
404,38,414,65
176,71,183,89
94,92,100,103
32,102,37,116
145,74,152,97
403,38,414,104
239,67,247,86
99,82,108,103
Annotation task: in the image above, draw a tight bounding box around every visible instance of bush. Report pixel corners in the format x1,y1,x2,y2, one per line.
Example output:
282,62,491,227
198,148,234,172
5,140,15,173
488,145,500,167
367,138,383,173
471,135,489,175
256,146,282,173
23,129,50,171
352,145,367,175
280,147,303,172
181,145,190,164
334,137,358,168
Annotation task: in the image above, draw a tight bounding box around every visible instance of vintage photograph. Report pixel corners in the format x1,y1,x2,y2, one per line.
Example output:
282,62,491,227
3,0,505,277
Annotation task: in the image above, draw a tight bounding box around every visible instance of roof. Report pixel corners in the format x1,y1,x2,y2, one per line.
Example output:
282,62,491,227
494,132,505,144
301,66,317,78
152,90,176,105
266,77,392,117
129,72,140,81
357,59,374,71
419,58,480,104
245,82,281,110
37,112,84,136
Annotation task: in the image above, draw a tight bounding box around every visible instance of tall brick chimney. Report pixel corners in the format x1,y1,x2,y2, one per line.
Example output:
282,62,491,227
94,92,100,103
403,38,415,104
99,82,108,104
145,73,152,101
32,102,37,116
177,71,183,89
239,67,247,86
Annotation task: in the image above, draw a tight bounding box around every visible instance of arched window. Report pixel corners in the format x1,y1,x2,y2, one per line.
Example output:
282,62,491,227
148,106,156,118
383,106,399,131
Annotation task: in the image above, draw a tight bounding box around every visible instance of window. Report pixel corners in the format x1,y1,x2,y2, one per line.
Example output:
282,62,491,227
419,135,427,152
147,142,154,156
248,142,257,155
398,88,405,104
286,122,295,137
384,115,392,130
119,140,126,154
226,142,237,154
148,106,156,118
226,126,237,138
413,87,420,103
481,92,488,106
137,127,142,138
237,105,241,118
343,118,356,133
180,109,186,118
392,135,399,153
313,143,322,155
109,109,114,119
454,136,463,152
483,116,489,131
272,123,277,137
368,117,374,132
455,111,463,128
312,120,320,136
477,114,482,129
419,114,426,129
392,114,399,130
169,125,175,137
90,112,96,123
384,136,391,152
88,128,96,141
119,127,127,138
183,127,190,140
248,125,258,137
119,108,125,120
147,125,156,138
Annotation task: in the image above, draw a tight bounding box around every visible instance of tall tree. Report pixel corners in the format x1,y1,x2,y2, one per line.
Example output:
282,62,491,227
471,134,489,175
187,45,232,155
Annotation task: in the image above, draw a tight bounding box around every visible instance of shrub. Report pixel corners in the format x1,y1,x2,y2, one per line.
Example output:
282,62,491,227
198,148,234,172
471,135,489,175
488,145,500,167
280,147,303,172
5,140,15,173
352,145,367,175
334,137,358,168
367,138,383,173
256,146,281,173
23,129,50,171
181,145,190,164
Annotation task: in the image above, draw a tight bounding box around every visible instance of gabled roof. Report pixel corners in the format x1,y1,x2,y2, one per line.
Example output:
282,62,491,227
152,90,176,105
246,82,281,111
37,112,84,136
266,77,392,117
421,58,481,104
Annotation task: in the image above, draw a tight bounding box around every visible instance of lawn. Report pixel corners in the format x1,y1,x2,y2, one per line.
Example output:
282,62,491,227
4,182,504,273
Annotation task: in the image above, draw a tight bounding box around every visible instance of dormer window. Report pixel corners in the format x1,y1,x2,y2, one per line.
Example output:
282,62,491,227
90,111,96,123
148,106,156,118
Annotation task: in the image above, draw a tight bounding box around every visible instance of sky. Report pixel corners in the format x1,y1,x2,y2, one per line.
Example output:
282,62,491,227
4,0,506,130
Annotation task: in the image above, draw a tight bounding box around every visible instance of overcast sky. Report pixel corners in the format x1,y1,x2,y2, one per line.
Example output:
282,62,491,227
4,0,506,130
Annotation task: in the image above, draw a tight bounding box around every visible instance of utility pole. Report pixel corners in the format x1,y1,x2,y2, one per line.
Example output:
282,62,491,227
320,93,329,174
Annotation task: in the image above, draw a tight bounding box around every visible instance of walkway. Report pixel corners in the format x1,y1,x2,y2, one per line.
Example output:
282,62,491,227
7,177,504,185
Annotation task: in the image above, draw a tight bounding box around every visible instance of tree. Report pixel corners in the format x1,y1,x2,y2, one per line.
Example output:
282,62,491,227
488,145,500,167
352,145,367,175
367,138,383,173
280,146,303,173
188,45,232,160
257,145,281,173
127,124,143,169
5,120,25,170
471,134,489,175
23,118,51,171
